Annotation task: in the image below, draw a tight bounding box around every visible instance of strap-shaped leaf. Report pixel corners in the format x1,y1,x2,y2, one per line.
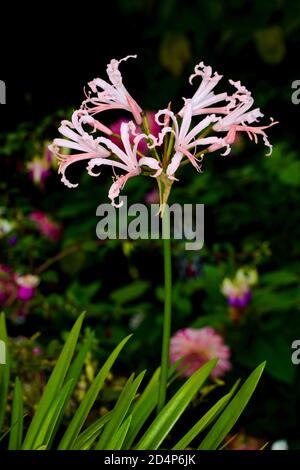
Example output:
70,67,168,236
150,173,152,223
172,381,239,450
72,413,112,450
48,332,94,448
123,368,160,449
106,415,132,450
58,334,132,450
8,377,23,450
22,313,85,449
96,371,145,450
198,362,265,450
32,379,74,449
135,359,217,450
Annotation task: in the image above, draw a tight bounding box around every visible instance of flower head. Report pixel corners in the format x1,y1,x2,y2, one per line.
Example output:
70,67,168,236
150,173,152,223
49,111,111,188
82,55,142,126
179,61,233,117
50,56,277,212
155,101,227,180
15,274,40,301
221,267,258,308
87,121,161,207
170,327,231,378
27,157,51,186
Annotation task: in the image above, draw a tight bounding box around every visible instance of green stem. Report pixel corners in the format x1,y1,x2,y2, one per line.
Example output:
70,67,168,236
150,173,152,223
157,212,172,414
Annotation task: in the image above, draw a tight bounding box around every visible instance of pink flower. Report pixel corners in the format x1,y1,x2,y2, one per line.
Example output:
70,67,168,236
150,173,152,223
145,187,160,204
49,111,111,188
155,101,227,180
27,144,56,187
170,327,231,379
29,211,62,241
15,274,39,301
27,157,51,186
87,122,161,207
50,55,277,210
110,111,160,154
212,80,278,155
82,55,142,126
179,61,234,117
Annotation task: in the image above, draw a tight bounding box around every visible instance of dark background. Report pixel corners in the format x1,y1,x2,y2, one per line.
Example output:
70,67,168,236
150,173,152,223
1,0,300,450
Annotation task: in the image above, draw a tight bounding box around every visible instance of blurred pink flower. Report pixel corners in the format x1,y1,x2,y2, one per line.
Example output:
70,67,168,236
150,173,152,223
27,157,51,186
110,111,160,155
170,327,231,379
27,145,56,187
145,187,160,204
29,211,62,241
16,274,40,301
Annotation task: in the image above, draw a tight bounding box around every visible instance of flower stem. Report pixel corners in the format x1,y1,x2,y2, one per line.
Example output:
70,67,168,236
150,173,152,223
157,211,172,414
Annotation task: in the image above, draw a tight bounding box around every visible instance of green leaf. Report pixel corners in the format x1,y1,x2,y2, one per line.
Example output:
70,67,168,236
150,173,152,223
107,415,132,450
135,359,217,450
172,381,239,450
22,313,85,449
110,281,150,305
123,368,160,449
72,413,112,450
0,312,10,432
8,378,23,450
48,332,95,448
32,379,74,450
198,362,265,450
58,334,132,450
96,371,145,450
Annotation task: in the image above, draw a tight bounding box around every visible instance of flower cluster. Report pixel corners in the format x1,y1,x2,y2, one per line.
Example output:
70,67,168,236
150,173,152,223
169,327,231,379
0,264,40,305
29,211,62,241
221,267,258,308
50,56,277,211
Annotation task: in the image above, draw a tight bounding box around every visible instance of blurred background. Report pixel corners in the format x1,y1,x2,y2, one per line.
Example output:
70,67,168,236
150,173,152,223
1,0,300,449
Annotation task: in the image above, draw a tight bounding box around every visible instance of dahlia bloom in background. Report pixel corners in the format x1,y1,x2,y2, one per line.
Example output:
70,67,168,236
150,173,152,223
221,267,258,308
29,211,62,241
49,55,277,211
169,327,231,379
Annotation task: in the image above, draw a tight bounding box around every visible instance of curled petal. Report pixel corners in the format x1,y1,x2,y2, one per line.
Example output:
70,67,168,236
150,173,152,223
108,169,140,207
139,157,162,177
166,151,184,180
